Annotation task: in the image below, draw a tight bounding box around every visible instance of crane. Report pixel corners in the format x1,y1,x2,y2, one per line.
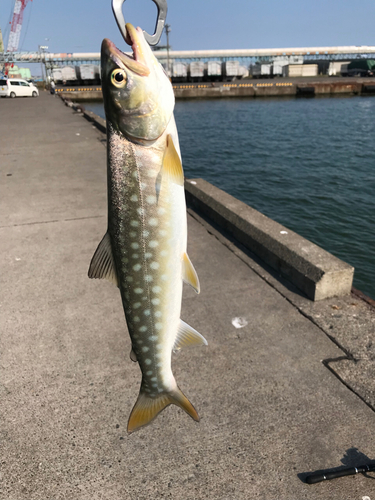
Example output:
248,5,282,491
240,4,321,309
4,0,32,75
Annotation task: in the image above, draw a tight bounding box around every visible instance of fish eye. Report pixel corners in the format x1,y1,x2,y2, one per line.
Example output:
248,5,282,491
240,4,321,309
111,69,127,88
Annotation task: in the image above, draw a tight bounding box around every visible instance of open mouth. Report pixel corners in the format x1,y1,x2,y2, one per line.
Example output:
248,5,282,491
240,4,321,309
107,23,150,77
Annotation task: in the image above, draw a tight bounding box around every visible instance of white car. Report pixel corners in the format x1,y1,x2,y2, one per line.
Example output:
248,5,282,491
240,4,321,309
0,78,39,98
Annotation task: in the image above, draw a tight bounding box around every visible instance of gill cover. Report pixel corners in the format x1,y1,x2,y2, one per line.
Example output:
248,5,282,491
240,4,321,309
101,24,174,142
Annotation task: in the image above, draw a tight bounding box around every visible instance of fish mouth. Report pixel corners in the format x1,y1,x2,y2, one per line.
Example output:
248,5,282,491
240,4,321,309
103,23,150,77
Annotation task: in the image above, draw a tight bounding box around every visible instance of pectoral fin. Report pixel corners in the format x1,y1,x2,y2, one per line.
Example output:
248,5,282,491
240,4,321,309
162,135,184,186
182,253,200,293
88,232,118,287
173,320,207,352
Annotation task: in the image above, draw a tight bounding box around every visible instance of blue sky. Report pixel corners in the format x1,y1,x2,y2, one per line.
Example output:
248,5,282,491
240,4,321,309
1,0,375,54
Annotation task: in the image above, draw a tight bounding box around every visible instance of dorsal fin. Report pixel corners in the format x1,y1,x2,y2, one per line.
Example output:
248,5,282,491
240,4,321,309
182,253,200,293
88,232,119,287
162,134,184,186
173,320,207,352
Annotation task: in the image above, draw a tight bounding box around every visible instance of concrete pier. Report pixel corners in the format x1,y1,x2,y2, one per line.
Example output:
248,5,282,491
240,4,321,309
2,90,375,499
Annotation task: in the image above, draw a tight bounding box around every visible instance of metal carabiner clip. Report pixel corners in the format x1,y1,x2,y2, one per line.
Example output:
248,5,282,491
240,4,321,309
112,0,168,46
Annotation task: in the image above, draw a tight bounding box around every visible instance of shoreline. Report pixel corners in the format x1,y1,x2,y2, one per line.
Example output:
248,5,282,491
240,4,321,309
56,76,375,101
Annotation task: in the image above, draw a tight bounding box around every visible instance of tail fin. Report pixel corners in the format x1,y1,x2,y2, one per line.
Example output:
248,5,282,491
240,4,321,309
127,386,199,433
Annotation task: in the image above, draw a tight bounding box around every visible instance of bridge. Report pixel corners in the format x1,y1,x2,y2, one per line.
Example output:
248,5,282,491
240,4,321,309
2,45,375,67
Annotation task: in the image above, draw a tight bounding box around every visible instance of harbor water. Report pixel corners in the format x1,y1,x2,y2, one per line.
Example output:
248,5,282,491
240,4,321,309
84,96,375,300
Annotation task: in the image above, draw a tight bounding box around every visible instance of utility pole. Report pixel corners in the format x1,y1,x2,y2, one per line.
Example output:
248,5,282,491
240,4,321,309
165,23,171,78
39,45,48,82
0,29,4,75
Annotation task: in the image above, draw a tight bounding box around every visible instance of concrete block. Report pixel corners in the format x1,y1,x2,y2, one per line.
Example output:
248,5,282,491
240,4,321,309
82,109,107,134
185,178,354,301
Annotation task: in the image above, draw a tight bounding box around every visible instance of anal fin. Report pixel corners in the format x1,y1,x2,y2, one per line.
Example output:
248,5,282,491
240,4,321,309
182,253,200,293
173,320,207,352
88,232,118,287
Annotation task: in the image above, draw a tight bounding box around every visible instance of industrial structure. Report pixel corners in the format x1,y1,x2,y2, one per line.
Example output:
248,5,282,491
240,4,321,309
2,0,32,76
2,45,375,81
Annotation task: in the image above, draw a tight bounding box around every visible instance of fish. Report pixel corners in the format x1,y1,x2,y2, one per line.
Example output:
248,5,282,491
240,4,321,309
88,23,207,433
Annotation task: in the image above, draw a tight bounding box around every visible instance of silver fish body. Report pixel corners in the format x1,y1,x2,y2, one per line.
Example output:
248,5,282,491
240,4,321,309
89,25,206,432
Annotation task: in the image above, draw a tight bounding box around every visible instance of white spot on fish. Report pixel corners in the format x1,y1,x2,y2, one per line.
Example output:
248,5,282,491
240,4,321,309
130,194,138,202
146,370,153,375
145,359,152,365
152,286,162,294
156,344,163,350
155,352,163,358
126,276,133,282
142,230,150,238
133,302,141,309
150,261,159,269
139,326,147,332
151,298,160,306
157,207,166,215
131,220,139,227
122,257,129,264
145,252,152,259
149,335,158,342
132,171,138,179
149,218,158,227
152,383,158,388
158,230,167,237
160,250,168,257
155,322,162,330
145,275,153,282
151,377,157,382
133,316,140,322
156,362,163,367
131,243,139,249
143,309,151,316
146,195,156,205
140,182,147,191
129,231,136,238
133,264,141,271
134,288,143,294
161,274,168,281
137,208,144,216
132,253,139,259
142,346,149,352
155,311,162,318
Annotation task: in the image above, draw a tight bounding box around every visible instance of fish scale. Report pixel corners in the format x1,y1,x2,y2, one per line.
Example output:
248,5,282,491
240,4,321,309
89,23,207,432
108,125,178,393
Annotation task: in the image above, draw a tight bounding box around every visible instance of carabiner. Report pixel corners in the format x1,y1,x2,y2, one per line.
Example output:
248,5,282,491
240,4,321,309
112,0,168,46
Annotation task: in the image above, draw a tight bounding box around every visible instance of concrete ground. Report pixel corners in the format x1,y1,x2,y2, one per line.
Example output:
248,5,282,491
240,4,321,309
1,90,375,500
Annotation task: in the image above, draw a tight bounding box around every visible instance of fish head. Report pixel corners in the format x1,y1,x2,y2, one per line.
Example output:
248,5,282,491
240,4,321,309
101,24,174,142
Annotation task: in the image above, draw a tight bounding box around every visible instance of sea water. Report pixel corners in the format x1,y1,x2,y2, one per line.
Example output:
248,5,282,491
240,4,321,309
84,96,375,299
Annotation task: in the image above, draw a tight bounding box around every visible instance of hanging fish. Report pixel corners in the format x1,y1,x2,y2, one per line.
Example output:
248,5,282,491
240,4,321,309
89,23,207,433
